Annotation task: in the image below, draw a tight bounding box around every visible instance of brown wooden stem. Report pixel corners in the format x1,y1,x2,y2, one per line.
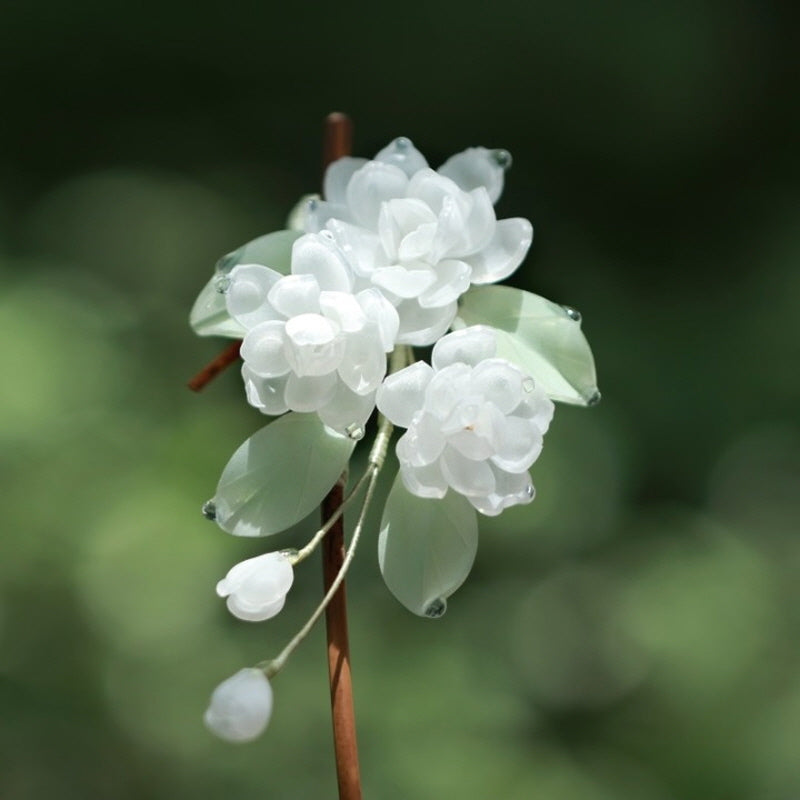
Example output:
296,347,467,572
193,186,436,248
187,340,241,391
320,111,362,800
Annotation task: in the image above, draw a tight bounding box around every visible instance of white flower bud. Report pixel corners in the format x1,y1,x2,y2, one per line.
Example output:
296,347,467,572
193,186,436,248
216,552,294,622
204,668,273,743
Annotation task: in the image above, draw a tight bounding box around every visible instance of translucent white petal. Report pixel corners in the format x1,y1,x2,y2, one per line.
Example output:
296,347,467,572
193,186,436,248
424,363,472,419
470,357,524,413
430,194,470,261
216,552,294,621
357,289,400,351
284,313,344,377
396,415,446,466
418,259,472,308
241,366,290,416
376,361,434,428
515,385,555,434
326,219,387,277
397,223,437,263
227,594,286,622
226,264,283,328
378,198,437,260
371,265,437,299
346,162,408,229
291,233,353,292
374,136,429,177
190,274,247,338
319,291,367,333
267,274,321,318
440,446,496,497
204,669,273,743
431,325,497,370
466,218,533,284
395,300,457,346
317,384,376,433
284,372,338,412
240,321,290,378
468,468,534,516
286,193,320,231
491,416,543,473
399,461,448,499
438,147,507,204
324,157,368,204
406,169,464,216
463,188,496,254
442,401,505,461
304,200,352,233
337,326,387,395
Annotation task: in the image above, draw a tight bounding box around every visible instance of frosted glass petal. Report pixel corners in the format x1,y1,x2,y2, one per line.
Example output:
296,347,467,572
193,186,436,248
430,194,469,260
371,265,437,299
378,198,437,260
241,366,289,416
317,384,376,433
267,274,321,318
291,233,353,293
217,552,294,622
470,358,524,413
226,264,283,328
357,289,400,351
286,193,320,231
319,291,368,333
432,325,497,370
337,327,387,395
418,259,472,309
374,136,429,177
491,416,543,473
457,285,599,405
395,299,457,346
216,230,300,276
376,361,434,427
190,274,247,338
204,669,273,742
304,200,352,233
515,385,555,434
438,147,506,204
425,363,472,419
468,467,534,517
213,413,355,536
227,594,286,622
466,218,533,284
346,162,408,229
440,446,496,497
396,416,446,466
399,461,449,499
407,169,463,216
378,475,478,616
240,321,290,378
284,371,338,412
463,188,496,254
326,219,386,277
324,157,368,204
284,313,344,377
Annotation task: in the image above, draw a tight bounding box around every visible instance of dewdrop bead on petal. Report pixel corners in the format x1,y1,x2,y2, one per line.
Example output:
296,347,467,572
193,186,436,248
204,668,273,743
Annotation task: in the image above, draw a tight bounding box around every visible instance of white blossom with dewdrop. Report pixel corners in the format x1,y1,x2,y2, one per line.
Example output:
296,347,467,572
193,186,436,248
223,238,398,435
204,668,273,743
216,552,294,622
376,326,554,515
297,138,533,346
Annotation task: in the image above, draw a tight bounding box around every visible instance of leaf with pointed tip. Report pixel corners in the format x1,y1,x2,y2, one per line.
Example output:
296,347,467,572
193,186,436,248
457,285,599,405
213,413,355,537
378,476,478,617
190,230,301,337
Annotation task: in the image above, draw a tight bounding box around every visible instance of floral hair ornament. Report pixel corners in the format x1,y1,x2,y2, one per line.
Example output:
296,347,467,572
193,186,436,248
189,113,598,797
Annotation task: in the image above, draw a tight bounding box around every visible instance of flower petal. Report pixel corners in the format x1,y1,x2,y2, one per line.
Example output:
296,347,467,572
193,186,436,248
470,358,524,414
241,366,290,416
284,372,338,412
438,146,508,204
490,416,543,473
204,669,273,743
376,361,434,428
374,136,429,177
357,289,400,352
466,218,533,284
319,291,368,333
398,461,449,499
337,326,387,395
324,157,368,204
468,467,534,516
284,313,344,376
418,259,472,308
226,264,283,328
395,300,457,346
240,320,290,378
431,325,497,371
371,265,437,299
440,446,496,497
326,219,387,277
317,384,377,434
267,274,321,318
346,162,408,229
291,233,353,293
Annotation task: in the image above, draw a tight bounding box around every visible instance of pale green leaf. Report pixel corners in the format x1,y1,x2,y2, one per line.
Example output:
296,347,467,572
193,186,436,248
189,275,246,338
213,413,355,537
190,230,301,337
378,476,478,617
457,285,599,405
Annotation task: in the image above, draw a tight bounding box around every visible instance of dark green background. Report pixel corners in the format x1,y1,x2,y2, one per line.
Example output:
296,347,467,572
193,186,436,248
2,1,799,798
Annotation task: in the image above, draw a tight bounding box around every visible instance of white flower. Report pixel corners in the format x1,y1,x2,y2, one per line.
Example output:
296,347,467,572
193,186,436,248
216,552,294,622
299,138,533,346
224,238,397,433
376,326,554,515
204,668,273,743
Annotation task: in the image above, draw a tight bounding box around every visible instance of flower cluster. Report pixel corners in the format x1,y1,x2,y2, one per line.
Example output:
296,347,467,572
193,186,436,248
194,135,598,744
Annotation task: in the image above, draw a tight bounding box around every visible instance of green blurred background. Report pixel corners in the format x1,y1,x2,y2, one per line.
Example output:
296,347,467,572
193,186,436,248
2,1,799,797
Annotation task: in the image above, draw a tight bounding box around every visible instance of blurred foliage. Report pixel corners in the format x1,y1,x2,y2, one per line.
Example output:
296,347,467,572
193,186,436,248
1,0,799,797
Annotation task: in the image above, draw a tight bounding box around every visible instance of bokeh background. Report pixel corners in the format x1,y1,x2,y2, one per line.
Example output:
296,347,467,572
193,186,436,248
2,1,799,797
